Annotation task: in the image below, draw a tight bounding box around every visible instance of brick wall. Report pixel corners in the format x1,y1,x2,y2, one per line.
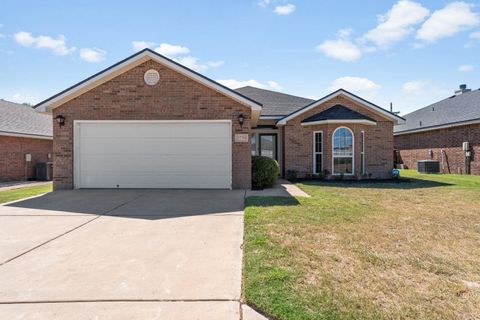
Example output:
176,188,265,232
52,59,252,190
0,136,52,181
394,123,480,175
284,96,394,179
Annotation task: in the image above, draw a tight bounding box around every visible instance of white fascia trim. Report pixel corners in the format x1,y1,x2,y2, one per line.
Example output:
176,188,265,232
260,115,284,119
277,90,404,126
301,119,377,126
35,50,262,113
394,118,480,136
0,131,53,140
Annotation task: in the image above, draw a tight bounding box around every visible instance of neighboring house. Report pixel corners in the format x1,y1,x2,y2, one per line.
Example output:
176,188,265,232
34,49,404,190
394,85,480,175
0,99,53,181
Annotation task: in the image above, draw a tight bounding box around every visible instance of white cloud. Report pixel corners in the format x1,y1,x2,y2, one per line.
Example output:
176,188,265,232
417,2,479,43
337,28,353,38
217,79,283,91
316,39,362,62
218,79,265,89
205,60,225,68
154,43,190,56
471,31,480,39
173,56,223,72
0,33,5,39
258,0,270,8
401,80,429,94
79,47,106,63
274,4,296,15
328,76,381,99
361,0,430,49
11,93,38,104
130,41,223,72
465,31,480,47
14,31,76,55
131,40,155,51
267,81,283,91
458,64,475,72
400,80,449,99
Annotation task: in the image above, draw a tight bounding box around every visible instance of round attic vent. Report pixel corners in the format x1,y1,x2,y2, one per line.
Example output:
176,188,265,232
144,69,160,86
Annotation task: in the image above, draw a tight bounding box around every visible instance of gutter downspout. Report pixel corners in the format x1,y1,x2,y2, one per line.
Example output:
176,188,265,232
441,150,451,174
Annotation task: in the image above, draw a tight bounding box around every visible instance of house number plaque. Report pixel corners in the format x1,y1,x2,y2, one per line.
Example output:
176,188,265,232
235,134,249,143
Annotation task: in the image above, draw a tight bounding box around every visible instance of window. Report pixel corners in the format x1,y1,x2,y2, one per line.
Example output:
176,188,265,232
332,127,354,174
313,131,323,174
360,131,365,175
250,134,257,156
259,134,277,160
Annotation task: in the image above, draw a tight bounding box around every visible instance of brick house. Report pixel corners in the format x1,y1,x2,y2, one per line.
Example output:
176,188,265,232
394,85,479,175
0,99,53,181
34,49,404,190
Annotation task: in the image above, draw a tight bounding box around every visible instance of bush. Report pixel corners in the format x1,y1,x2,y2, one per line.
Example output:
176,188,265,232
252,156,279,189
304,169,330,180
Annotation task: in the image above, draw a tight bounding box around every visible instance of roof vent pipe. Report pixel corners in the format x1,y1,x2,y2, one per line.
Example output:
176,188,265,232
455,84,471,95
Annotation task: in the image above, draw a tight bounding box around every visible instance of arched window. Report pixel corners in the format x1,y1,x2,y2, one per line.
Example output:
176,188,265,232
332,127,354,175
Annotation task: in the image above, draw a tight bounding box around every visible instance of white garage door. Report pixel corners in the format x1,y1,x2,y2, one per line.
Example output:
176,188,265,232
74,121,231,189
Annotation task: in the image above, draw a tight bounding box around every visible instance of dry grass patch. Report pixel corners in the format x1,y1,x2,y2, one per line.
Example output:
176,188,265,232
243,171,480,319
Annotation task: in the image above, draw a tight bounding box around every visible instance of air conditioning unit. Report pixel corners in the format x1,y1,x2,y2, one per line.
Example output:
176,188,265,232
36,162,53,181
418,160,440,174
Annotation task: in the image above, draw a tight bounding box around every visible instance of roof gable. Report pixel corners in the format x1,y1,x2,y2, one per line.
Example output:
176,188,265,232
277,89,405,126
302,104,376,123
34,49,262,116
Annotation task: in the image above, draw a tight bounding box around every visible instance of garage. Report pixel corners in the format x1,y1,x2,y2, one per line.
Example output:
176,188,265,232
74,121,232,189
34,49,261,190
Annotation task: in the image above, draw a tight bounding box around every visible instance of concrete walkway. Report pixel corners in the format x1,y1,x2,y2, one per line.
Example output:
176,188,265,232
0,189,251,319
246,179,310,198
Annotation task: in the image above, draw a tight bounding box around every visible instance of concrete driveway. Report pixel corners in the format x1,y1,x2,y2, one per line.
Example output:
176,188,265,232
0,189,246,319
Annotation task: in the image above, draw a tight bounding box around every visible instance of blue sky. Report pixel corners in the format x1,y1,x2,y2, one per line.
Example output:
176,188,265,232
0,0,479,115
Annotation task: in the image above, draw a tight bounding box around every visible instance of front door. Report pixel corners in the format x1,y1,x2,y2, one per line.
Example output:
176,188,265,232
259,134,277,160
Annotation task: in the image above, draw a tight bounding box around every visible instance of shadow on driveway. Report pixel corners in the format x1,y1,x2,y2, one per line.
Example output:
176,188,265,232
4,189,246,220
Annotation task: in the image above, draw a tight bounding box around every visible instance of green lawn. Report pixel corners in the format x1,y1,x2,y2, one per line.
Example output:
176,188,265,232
243,170,480,320
0,184,52,204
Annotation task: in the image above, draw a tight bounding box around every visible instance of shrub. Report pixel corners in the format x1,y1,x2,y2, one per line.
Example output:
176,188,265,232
252,156,279,189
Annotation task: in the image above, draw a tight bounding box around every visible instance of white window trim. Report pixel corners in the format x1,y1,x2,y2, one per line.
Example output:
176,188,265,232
332,126,355,176
361,130,365,175
313,131,323,174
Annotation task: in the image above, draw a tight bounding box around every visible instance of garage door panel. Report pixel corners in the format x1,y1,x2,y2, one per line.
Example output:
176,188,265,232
80,123,230,139
75,121,232,189
80,137,230,155
80,174,230,189
80,155,230,172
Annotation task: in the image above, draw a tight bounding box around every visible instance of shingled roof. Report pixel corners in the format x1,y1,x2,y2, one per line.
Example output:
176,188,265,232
0,99,52,138
394,88,480,134
235,86,314,116
302,104,376,123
